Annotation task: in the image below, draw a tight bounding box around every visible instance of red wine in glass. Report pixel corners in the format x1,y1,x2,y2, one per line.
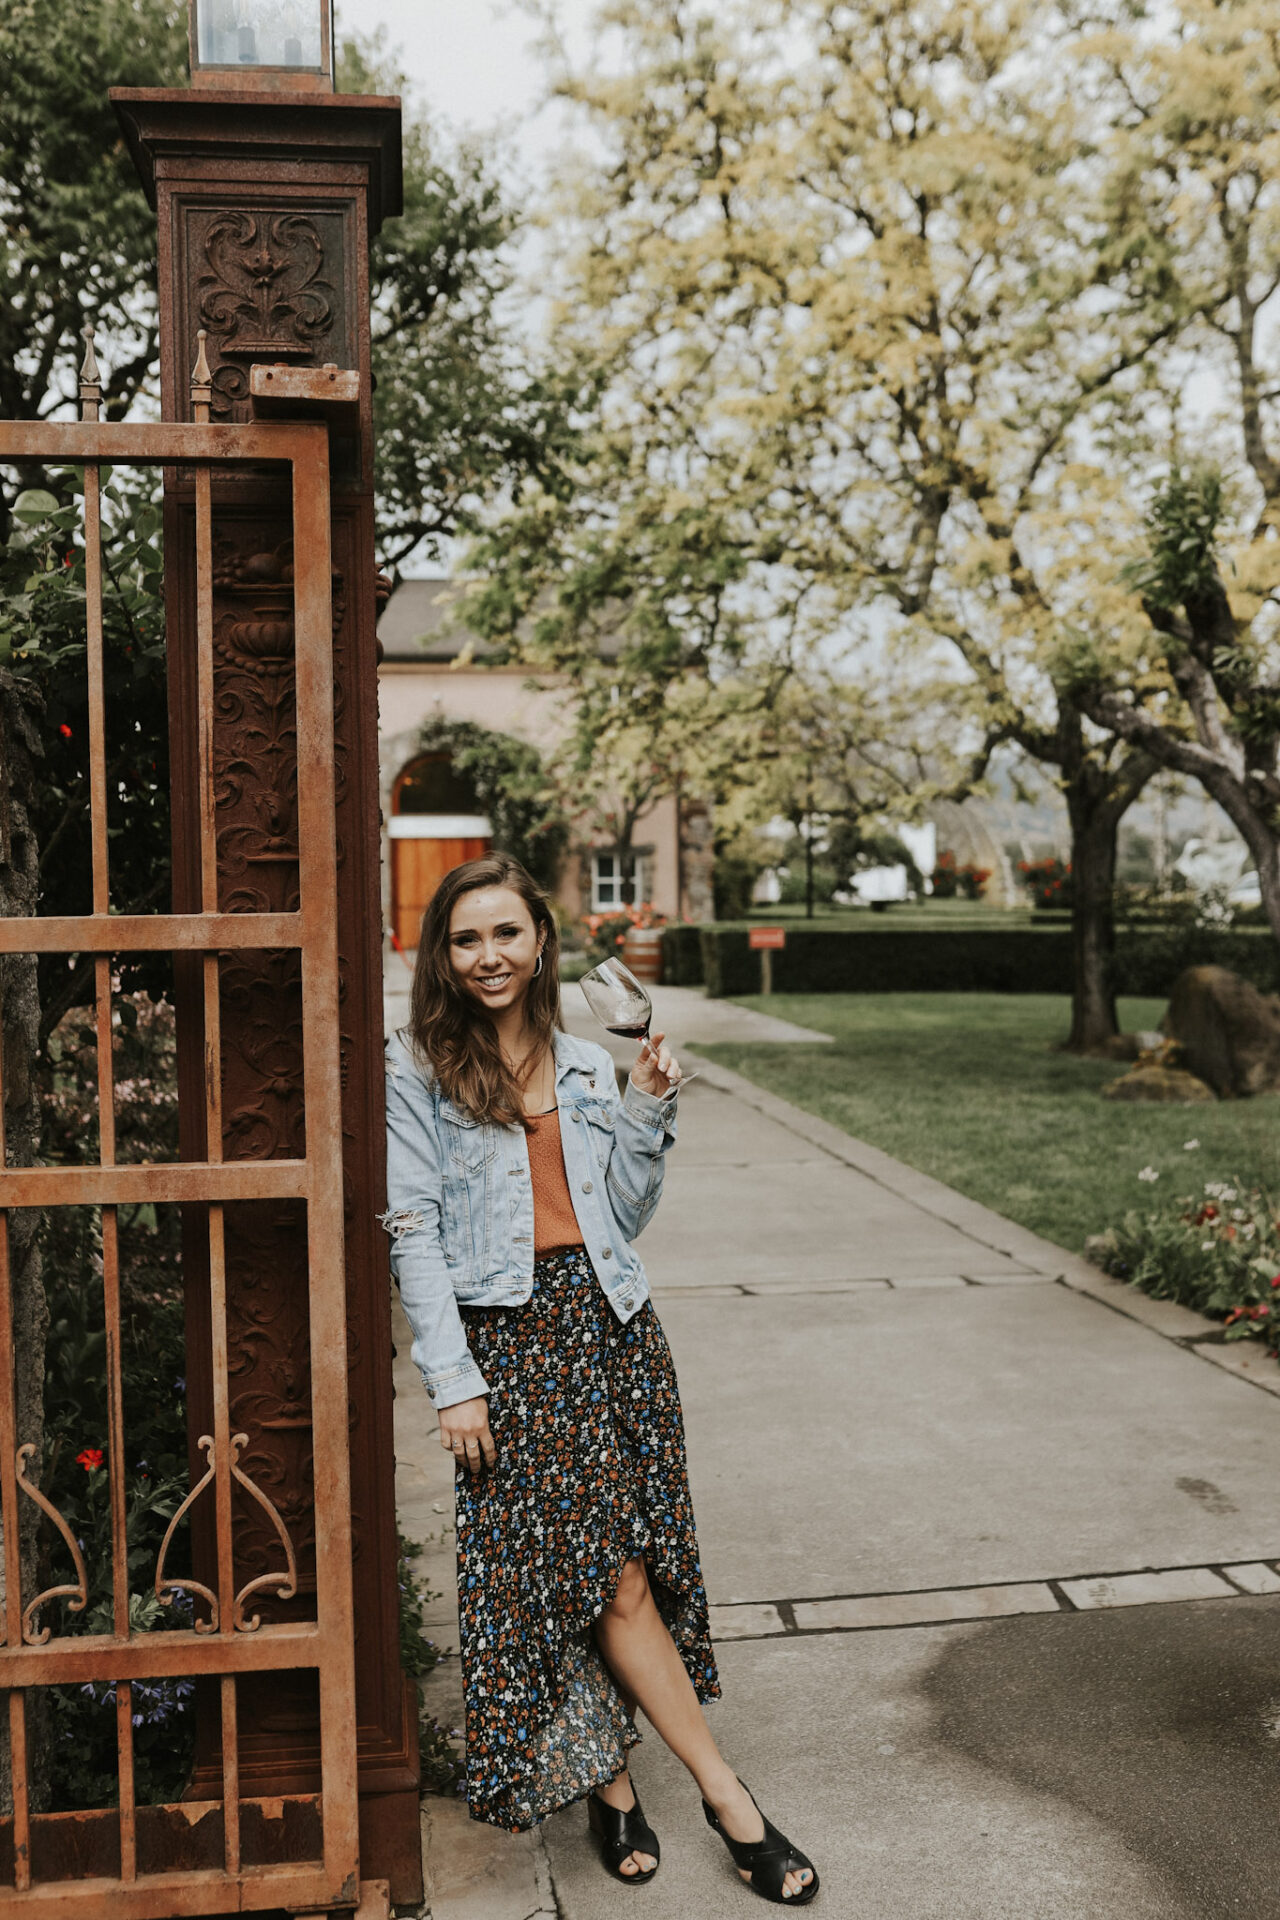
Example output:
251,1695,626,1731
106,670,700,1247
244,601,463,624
605,1019,651,1041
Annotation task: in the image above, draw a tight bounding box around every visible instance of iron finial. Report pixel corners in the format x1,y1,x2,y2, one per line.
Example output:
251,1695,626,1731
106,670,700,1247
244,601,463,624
190,329,213,422
79,321,102,421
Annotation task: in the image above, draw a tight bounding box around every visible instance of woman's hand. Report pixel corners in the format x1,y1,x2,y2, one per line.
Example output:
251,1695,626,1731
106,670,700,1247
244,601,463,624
630,1029,681,1098
439,1394,496,1476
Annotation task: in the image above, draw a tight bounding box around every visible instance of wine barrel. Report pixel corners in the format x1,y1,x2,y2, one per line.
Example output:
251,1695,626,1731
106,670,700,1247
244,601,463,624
623,926,664,985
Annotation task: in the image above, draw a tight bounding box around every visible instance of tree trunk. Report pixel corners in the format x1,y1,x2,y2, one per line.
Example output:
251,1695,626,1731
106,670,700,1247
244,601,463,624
1065,792,1121,1053
0,668,50,1811
1058,712,1158,1055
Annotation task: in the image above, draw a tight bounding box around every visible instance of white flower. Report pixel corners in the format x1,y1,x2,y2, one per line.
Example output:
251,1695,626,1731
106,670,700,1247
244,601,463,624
1183,1139,1200,1151
1138,1166,1160,1183
1201,1241,1214,1251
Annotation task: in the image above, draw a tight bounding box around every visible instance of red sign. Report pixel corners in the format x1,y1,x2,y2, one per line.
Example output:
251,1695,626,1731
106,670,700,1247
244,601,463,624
749,926,787,950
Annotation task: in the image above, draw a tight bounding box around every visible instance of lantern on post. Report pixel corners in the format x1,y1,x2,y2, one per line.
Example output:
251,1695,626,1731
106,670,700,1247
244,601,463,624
189,0,334,90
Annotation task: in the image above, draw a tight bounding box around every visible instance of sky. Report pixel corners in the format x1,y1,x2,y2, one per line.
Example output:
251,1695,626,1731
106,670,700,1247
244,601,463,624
335,0,598,179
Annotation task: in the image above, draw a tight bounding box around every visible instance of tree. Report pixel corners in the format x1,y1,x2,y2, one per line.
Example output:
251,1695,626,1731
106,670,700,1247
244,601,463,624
470,0,1207,1047
0,0,185,526
1063,6,1280,948
723,668,991,916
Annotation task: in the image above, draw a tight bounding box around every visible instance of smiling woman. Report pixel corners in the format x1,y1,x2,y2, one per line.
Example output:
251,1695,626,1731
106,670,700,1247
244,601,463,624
379,853,819,1898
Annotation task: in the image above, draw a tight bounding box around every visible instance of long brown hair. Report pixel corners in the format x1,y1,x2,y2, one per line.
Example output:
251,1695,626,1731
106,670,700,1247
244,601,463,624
407,854,563,1128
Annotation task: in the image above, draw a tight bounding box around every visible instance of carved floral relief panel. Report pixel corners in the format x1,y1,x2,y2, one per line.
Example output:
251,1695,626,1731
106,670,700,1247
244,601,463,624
182,204,351,420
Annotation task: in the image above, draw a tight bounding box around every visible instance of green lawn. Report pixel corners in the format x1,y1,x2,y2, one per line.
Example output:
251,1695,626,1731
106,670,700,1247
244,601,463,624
700,993,1280,1254
728,898,1055,932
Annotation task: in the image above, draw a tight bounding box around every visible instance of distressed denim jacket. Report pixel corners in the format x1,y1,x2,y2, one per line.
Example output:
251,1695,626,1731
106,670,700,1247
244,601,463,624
381,1026,678,1410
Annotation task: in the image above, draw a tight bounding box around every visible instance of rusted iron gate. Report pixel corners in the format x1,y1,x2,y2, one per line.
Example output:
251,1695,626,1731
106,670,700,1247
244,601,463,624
0,348,371,1914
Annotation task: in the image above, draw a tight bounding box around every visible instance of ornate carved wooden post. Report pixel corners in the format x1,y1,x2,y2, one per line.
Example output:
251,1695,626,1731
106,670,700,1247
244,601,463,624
109,63,421,1904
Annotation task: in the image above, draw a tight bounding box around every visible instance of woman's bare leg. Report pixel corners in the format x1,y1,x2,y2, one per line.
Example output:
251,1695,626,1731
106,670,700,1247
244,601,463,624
594,1559,812,1898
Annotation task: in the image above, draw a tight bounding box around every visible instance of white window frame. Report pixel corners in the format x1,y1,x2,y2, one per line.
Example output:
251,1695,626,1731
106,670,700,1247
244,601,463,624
591,851,649,913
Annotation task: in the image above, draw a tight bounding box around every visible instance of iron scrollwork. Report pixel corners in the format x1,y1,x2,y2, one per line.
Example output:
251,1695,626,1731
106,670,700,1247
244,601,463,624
17,1444,88,1644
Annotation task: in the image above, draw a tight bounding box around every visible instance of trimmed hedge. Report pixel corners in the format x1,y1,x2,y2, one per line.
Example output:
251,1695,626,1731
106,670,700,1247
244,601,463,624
660,923,706,987
669,923,1280,999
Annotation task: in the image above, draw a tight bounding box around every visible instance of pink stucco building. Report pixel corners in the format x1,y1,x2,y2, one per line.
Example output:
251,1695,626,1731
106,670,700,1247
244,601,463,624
377,580,714,948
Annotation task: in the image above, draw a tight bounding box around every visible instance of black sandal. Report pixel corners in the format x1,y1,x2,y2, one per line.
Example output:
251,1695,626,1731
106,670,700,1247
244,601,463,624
702,1781,819,1905
587,1786,660,1885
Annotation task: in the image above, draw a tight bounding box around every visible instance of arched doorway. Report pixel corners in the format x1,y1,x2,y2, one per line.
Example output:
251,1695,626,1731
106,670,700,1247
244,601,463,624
390,752,492,948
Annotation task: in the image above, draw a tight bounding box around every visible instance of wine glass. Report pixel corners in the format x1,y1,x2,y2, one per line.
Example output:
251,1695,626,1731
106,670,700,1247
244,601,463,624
579,957,699,1088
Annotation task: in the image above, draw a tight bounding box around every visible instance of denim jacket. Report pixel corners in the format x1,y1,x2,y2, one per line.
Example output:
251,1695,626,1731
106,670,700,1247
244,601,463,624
381,1026,678,1409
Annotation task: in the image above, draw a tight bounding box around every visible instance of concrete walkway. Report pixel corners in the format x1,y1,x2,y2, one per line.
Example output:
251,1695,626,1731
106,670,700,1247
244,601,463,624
386,969,1280,1920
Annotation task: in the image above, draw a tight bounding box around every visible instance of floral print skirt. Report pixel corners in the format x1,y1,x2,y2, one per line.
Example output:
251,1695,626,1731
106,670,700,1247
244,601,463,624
455,1244,719,1832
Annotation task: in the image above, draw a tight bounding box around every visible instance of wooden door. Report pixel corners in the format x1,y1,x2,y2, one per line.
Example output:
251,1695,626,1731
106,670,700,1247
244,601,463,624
392,835,491,948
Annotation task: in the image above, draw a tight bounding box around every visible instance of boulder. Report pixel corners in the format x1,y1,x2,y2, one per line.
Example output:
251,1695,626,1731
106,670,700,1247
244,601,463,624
1162,965,1280,1099
1101,1064,1216,1104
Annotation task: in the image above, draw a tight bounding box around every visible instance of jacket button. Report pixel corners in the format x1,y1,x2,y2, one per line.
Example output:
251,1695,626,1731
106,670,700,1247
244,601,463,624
582,1180,593,1194
570,1112,581,1123
426,1386,436,1400
622,1297,634,1310
602,1248,613,1259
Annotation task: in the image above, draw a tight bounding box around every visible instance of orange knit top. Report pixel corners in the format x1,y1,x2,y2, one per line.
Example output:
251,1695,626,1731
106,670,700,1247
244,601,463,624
526,1109,585,1253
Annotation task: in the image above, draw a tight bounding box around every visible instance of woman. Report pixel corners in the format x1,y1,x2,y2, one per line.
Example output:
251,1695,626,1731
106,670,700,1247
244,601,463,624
382,854,818,1903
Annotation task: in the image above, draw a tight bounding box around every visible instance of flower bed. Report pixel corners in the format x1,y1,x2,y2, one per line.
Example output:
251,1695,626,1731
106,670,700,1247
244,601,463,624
581,901,667,965
1089,1154,1280,1361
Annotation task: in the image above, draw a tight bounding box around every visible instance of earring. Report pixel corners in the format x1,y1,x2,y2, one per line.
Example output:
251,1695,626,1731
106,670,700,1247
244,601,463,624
533,952,544,978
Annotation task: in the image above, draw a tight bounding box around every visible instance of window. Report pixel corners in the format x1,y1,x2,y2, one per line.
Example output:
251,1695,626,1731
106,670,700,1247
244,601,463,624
591,852,649,913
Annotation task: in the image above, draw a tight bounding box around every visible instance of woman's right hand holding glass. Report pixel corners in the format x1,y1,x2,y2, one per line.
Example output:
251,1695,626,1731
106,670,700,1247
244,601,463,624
439,1395,496,1476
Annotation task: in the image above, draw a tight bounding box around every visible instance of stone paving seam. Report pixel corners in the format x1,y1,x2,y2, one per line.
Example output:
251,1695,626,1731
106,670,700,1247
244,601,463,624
1220,1561,1280,1594
705,1559,1280,1641
1058,1566,1237,1609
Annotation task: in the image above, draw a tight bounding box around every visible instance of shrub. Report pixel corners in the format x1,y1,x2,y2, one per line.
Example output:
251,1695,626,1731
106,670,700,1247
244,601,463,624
1090,1175,1280,1363
1020,856,1072,909
397,1531,464,1795
660,923,704,986
415,715,570,891
699,926,1077,996
39,990,193,1810
713,851,760,920
777,862,840,906
580,902,666,965
687,921,1280,997
930,850,990,900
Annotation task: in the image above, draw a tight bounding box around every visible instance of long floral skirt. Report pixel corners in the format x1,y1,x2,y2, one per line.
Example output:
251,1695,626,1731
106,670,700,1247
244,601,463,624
455,1244,719,1832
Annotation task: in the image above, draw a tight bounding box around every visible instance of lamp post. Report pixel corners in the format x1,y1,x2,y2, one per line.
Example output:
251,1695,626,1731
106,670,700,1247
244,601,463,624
111,14,421,1905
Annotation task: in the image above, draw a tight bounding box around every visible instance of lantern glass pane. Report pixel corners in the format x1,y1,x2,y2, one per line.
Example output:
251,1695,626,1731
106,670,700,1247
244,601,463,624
195,0,325,71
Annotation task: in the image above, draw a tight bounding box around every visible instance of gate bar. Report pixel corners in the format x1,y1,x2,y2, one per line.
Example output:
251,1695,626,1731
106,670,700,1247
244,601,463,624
0,913,303,953
0,990,30,1890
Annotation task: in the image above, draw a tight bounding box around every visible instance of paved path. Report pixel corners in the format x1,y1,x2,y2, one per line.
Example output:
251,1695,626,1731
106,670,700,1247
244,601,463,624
386,968,1280,1920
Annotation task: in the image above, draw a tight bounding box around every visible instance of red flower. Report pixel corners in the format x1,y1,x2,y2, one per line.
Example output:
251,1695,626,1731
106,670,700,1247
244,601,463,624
58,723,72,739
75,1447,103,1472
